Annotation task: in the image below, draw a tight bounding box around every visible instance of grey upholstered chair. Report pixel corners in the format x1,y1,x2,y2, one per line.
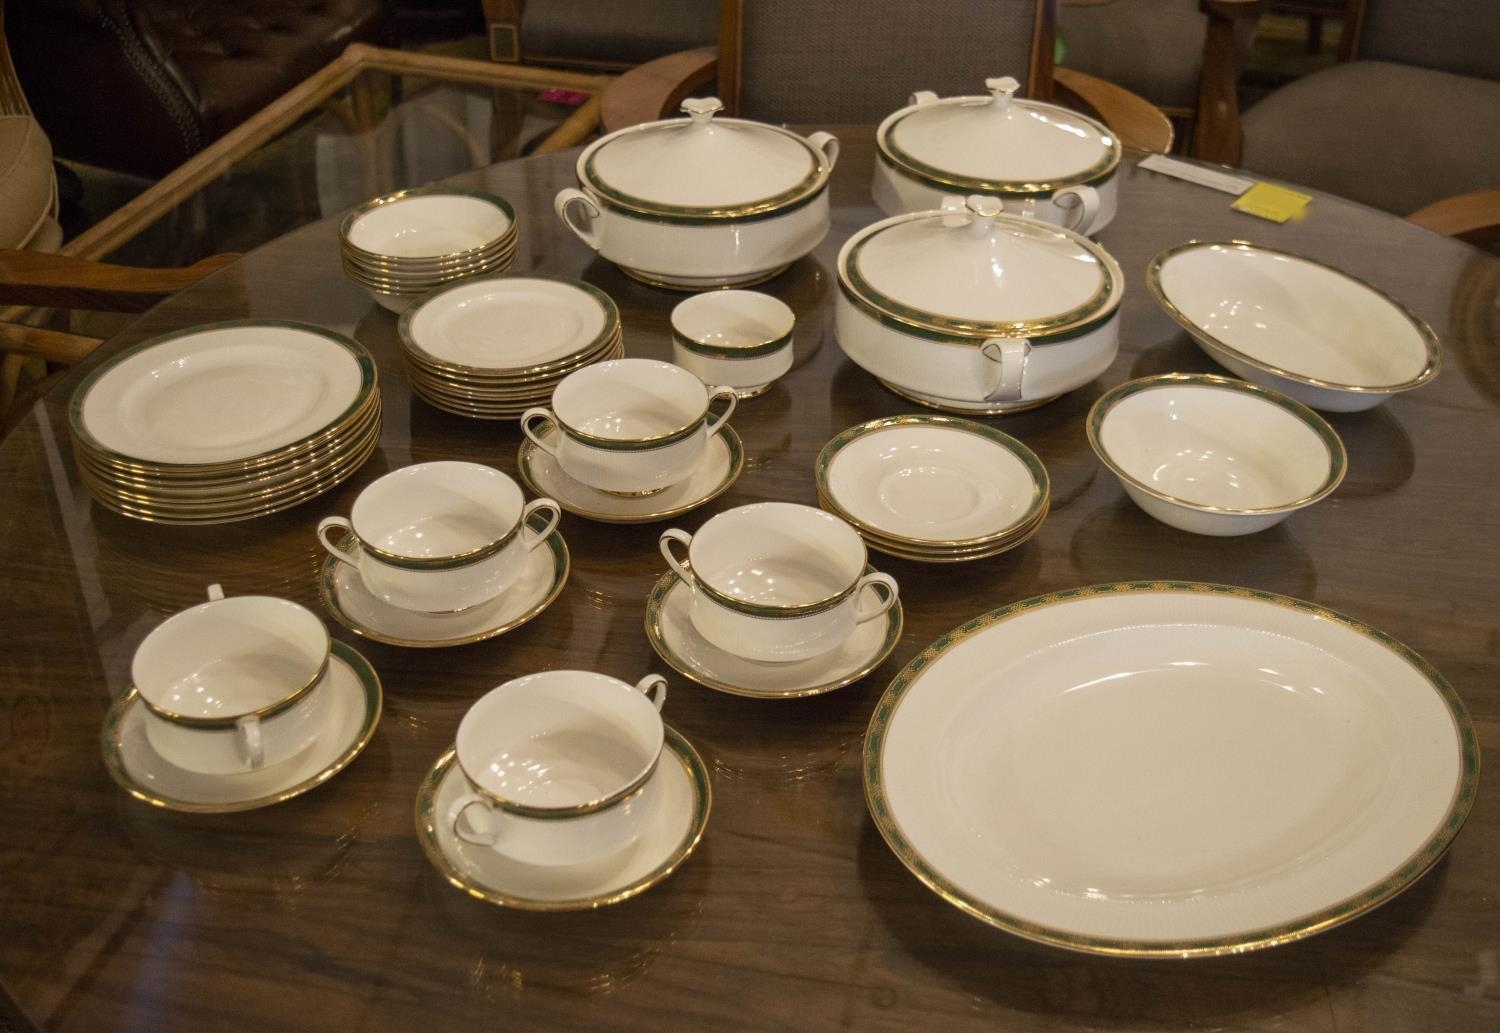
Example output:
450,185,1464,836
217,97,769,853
1240,0,1500,236
602,0,1173,154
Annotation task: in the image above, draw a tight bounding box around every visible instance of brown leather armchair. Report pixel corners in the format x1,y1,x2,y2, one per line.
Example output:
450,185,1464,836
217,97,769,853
5,0,392,178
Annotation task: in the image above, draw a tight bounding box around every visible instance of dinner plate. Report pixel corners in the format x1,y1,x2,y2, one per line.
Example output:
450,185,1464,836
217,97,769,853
73,321,375,466
1149,242,1441,411
400,276,619,374
865,581,1478,956
817,415,1048,547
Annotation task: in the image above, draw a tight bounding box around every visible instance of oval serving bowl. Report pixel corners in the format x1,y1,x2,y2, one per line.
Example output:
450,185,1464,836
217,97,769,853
1148,241,1440,411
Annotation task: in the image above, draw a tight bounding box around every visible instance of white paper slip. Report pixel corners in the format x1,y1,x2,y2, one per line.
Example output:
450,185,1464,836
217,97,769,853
1139,154,1255,196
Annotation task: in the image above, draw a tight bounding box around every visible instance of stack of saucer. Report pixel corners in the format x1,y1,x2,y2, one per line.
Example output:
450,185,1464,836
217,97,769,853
340,187,518,313
815,415,1049,562
397,275,623,420
70,321,381,525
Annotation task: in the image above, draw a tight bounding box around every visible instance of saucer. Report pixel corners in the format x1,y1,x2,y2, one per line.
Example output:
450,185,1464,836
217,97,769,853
517,423,745,524
318,516,570,648
101,641,383,813
415,726,711,910
644,569,904,698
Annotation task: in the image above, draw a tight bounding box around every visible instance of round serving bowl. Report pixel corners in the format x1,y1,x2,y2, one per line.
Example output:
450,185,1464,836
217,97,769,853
1087,373,1347,536
555,97,837,290
872,75,1120,233
835,194,1123,413
339,187,518,313
1148,241,1440,411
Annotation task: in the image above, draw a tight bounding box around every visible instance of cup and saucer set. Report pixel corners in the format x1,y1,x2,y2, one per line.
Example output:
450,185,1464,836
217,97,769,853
101,584,383,813
315,461,568,648
416,670,711,909
645,502,905,698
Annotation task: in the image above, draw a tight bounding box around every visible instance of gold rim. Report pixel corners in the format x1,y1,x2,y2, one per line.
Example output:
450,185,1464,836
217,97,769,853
517,425,745,524
414,728,711,910
1147,241,1442,395
101,641,383,814
318,517,570,649
1086,373,1348,516
863,581,1481,957
815,415,1050,548
643,569,904,699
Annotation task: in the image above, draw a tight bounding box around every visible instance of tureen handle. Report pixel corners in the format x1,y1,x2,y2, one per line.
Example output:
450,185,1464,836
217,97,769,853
908,90,939,106
554,188,602,251
986,76,1021,110
806,131,840,171
979,338,1032,403
681,97,724,125
1054,184,1103,236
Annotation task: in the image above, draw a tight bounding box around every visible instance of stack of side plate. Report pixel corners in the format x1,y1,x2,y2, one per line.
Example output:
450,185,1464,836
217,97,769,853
397,275,624,420
70,321,381,525
339,188,519,313
815,415,1049,562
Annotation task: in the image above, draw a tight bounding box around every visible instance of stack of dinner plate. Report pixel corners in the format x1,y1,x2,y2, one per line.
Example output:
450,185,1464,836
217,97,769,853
70,321,381,525
397,275,624,420
814,415,1049,562
339,187,518,313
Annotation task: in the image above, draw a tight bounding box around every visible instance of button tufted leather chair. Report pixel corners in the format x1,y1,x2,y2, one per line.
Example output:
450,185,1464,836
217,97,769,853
6,0,392,179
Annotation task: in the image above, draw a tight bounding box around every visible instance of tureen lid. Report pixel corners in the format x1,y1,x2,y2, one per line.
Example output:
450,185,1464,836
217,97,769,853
838,195,1123,340
878,76,1120,195
577,98,832,221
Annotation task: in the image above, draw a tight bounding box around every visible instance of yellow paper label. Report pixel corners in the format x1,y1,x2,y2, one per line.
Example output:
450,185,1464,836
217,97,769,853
1232,183,1312,223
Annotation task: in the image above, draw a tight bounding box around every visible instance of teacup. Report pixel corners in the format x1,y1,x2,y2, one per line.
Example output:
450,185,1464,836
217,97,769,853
448,670,669,867
670,290,795,398
133,584,332,775
520,358,736,495
317,462,560,613
659,502,899,663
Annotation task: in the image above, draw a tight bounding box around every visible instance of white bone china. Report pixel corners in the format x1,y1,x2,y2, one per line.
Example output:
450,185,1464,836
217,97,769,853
659,502,899,663
1088,374,1347,536
670,290,796,398
132,585,332,775
555,98,837,289
520,359,737,494
317,462,560,612
448,671,669,867
872,75,1119,234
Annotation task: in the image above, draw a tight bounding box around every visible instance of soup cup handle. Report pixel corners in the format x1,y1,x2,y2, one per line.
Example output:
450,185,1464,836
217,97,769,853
853,573,900,624
519,498,561,551
1054,184,1101,236
634,674,668,712
554,188,602,251
806,131,840,171
448,794,501,847
206,583,225,602
236,715,264,770
704,387,738,434
520,408,561,457
316,517,362,569
979,338,1031,403
659,529,696,586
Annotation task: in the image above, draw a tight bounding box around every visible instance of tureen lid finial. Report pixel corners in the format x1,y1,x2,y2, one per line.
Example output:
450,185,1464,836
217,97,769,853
985,76,1021,110
966,194,1005,220
681,97,725,125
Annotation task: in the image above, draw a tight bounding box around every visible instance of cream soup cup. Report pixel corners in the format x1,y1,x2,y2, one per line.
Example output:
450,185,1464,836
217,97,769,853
659,502,899,663
670,290,795,398
448,670,669,867
133,585,332,775
317,462,559,612
520,358,736,495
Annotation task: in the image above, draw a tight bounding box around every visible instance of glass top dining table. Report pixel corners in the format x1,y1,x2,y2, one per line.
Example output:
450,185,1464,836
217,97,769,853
0,129,1496,1032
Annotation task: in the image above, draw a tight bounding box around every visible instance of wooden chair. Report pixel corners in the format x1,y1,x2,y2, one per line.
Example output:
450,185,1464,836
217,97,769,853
601,0,1175,155
1239,0,1500,242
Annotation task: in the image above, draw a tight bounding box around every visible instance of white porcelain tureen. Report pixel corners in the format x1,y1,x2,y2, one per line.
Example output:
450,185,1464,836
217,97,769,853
835,194,1124,413
872,76,1121,235
555,98,839,290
